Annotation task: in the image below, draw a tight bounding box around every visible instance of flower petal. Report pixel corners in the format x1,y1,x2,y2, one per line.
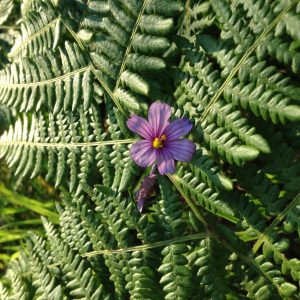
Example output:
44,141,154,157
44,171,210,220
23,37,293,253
148,101,171,137
135,174,157,213
156,148,175,175
127,115,153,140
137,198,145,212
165,139,196,162
163,118,193,141
130,140,156,167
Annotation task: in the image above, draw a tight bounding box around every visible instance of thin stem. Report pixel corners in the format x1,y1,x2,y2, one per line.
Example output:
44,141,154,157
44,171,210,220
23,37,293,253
0,25,20,29
169,174,276,287
252,192,300,254
60,19,127,116
8,18,59,58
0,139,136,149
82,233,206,257
0,66,90,87
114,0,149,90
167,174,208,227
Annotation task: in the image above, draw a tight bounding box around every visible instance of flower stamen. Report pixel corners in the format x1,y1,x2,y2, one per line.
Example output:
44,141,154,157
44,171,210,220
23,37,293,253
161,135,167,141
153,138,163,148
152,135,167,149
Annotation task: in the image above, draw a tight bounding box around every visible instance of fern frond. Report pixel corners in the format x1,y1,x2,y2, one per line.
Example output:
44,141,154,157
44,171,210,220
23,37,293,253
0,106,14,135
92,186,133,247
194,238,230,299
223,79,300,124
72,0,183,113
169,172,238,223
126,250,162,300
42,217,106,300
158,244,191,300
1,0,300,298
187,1,214,36
233,193,267,242
9,0,60,60
0,282,10,300
234,163,284,215
247,254,298,298
285,197,300,233
174,45,266,163
26,235,65,300
0,0,14,26
262,236,300,287
0,111,134,187
0,42,93,113
157,176,187,239
239,0,300,75
4,253,33,300
206,46,300,124
277,7,300,41
189,149,233,191
237,56,300,101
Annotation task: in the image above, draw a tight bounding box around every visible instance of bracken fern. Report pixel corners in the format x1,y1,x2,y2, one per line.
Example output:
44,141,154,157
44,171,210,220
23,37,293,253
0,0,300,299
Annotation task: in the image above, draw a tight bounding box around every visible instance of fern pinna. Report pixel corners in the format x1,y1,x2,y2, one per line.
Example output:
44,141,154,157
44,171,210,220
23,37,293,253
0,0,300,299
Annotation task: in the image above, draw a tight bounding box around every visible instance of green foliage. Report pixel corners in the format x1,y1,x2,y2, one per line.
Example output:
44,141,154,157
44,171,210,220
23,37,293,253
0,0,14,26
1,0,300,299
0,180,58,274
190,238,230,299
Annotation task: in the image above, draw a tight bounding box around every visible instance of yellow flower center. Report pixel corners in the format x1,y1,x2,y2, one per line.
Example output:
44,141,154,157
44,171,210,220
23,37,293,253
152,135,167,149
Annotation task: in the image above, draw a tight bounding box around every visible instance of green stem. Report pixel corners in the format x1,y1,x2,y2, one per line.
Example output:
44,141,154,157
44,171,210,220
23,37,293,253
83,233,206,256
252,192,300,254
167,174,208,227
0,139,136,149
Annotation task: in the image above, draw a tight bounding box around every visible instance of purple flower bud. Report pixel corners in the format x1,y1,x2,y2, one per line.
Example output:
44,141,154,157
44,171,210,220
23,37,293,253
135,174,157,212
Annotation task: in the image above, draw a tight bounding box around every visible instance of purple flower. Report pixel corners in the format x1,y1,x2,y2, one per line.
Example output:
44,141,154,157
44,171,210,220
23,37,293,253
136,173,157,212
127,101,196,175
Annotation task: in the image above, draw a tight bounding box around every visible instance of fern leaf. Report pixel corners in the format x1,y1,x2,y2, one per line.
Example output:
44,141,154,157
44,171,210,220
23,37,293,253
158,244,191,300
126,250,162,300
194,238,230,299
9,0,60,60
170,172,238,223
73,0,183,113
0,0,14,26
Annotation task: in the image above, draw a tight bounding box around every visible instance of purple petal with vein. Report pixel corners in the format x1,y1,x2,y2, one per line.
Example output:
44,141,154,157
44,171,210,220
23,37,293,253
127,115,153,140
157,148,175,175
163,119,193,141
148,101,171,137
166,139,196,162
135,174,157,212
130,140,156,167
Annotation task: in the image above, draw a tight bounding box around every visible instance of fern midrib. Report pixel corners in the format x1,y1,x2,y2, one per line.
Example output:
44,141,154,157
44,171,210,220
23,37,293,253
169,174,284,291
0,139,136,148
60,19,127,115
61,0,150,115
114,0,149,91
0,25,20,29
82,233,206,257
170,174,239,223
252,192,300,254
168,174,208,227
182,0,191,37
0,66,90,88
8,18,60,58
200,0,298,123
